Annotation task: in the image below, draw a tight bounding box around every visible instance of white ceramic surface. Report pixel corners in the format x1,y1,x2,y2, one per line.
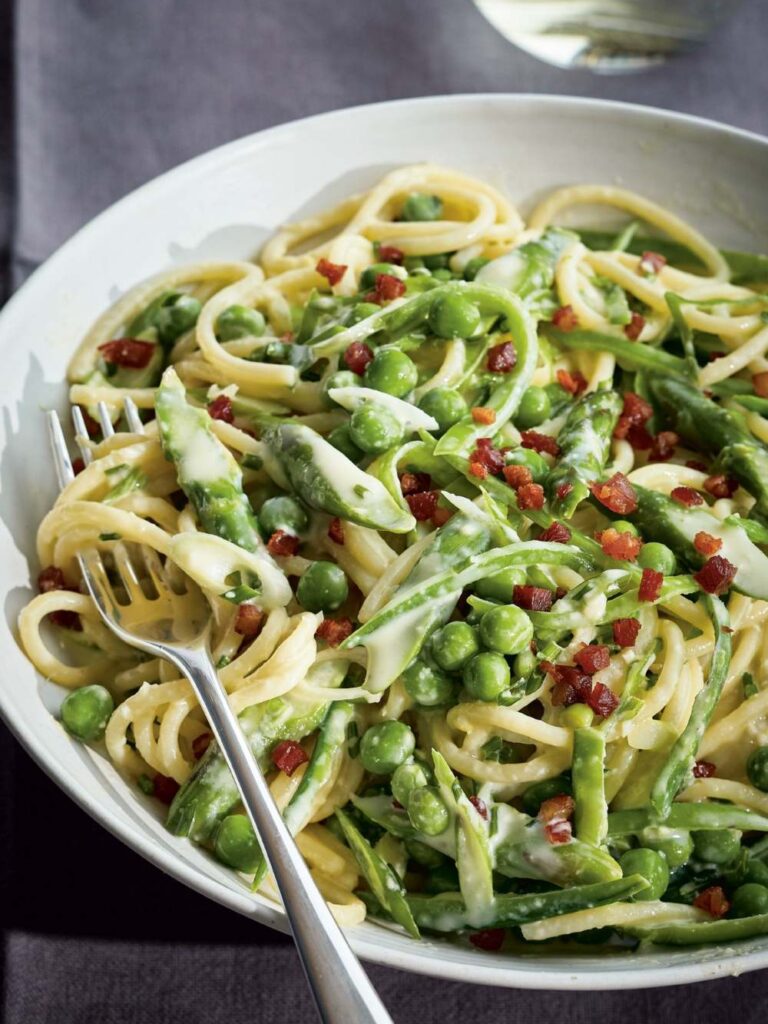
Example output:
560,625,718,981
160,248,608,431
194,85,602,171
2,94,768,990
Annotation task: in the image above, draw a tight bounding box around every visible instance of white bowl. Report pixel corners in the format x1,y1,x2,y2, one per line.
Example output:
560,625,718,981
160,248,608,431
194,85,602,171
2,94,768,990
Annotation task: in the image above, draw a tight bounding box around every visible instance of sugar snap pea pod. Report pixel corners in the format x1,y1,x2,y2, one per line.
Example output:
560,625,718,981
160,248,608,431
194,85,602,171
350,794,456,857
629,484,768,600
406,875,648,933
476,228,578,316
260,422,415,534
167,662,347,842
432,751,494,928
156,367,265,552
725,514,768,546
547,388,623,518
335,809,420,939
646,374,768,524
572,726,608,848
629,913,768,946
544,327,689,376
649,594,732,820
607,801,768,838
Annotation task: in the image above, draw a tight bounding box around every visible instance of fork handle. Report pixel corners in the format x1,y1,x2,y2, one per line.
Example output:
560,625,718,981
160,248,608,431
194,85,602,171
171,646,393,1024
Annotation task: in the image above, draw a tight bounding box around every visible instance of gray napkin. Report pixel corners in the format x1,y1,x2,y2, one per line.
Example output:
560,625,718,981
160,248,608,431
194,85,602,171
4,1,768,1021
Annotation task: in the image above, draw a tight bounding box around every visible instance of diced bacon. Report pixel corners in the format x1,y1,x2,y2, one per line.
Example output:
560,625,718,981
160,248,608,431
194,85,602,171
556,368,587,396
471,406,496,425
469,462,488,479
554,587,568,602
614,392,653,441
544,819,573,844
513,585,554,611
693,886,730,918
503,464,533,490
694,531,722,556
626,423,654,450
639,567,664,602
98,338,155,369
624,312,645,341
469,928,505,951
693,760,716,778
575,644,610,675
487,341,517,374
548,665,593,707
234,604,264,637
686,460,708,473
207,394,235,423
327,518,345,545
469,438,505,476
372,273,406,303
432,506,453,527
708,351,726,362
552,306,579,332
587,682,619,717
590,473,638,515
271,739,309,776
377,245,404,265
753,372,768,398
671,486,704,507
267,530,300,556
192,732,212,760
538,522,571,544
153,774,180,805
315,258,347,286
694,554,737,595
392,798,405,810
639,251,667,275
50,609,83,630
516,482,545,510
80,409,100,438
343,341,374,375
469,795,489,820
555,482,573,500
613,617,642,647
520,430,560,457
72,457,85,475
400,472,431,495
280,331,295,343
38,566,68,593
538,793,575,824
407,490,439,521
315,617,354,647
596,527,643,561
650,431,679,462
703,474,738,499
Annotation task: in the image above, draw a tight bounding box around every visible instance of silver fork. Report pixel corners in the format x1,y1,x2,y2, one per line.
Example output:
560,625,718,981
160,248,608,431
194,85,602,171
48,399,393,1024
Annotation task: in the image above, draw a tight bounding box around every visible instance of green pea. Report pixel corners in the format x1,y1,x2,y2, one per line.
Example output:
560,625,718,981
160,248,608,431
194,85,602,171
360,262,408,289
349,302,381,324
513,647,537,679
403,256,425,273
401,193,443,222
502,448,549,485
521,776,572,817
424,859,460,894
479,605,534,656
732,882,768,917
619,848,670,901
402,659,455,707
417,387,468,434
297,561,348,613
216,304,266,341
349,403,405,454
431,621,480,672
747,746,768,791
692,828,742,865
463,257,489,281
473,567,526,603
515,387,552,429
363,348,418,397
60,684,114,742
155,294,202,346
428,293,481,339
259,495,308,537
322,370,360,407
392,761,430,807
214,814,263,873
611,519,640,537
406,838,446,869
407,786,450,836
420,252,450,271
640,827,694,868
744,859,768,887
262,341,292,364
637,542,677,575
327,423,363,462
463,652,511,702
360,721,415,775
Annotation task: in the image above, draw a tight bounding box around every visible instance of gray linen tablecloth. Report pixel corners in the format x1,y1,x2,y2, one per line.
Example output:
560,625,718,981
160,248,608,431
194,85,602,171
3,1,768,1020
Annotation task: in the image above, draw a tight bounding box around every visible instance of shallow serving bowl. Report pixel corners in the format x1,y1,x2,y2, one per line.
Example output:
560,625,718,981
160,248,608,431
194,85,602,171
2,94,768,990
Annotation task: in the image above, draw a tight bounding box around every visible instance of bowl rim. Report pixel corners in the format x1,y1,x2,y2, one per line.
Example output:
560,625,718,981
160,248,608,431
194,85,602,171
3,92,768,990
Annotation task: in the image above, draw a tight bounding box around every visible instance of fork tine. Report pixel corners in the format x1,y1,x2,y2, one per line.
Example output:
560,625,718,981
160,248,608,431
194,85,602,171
70,405,94,466
97,401,115,439
112,542,147,603
124,396,145,435
47,411,75,490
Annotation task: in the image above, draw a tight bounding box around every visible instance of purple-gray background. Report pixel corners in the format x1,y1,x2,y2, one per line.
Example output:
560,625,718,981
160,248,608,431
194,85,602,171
2,1,768,1020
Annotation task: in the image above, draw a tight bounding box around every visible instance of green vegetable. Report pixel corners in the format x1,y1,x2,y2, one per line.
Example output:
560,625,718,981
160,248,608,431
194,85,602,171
407,786,450,836
363,348,418,397
619,848,669,901
637,828,694,869
327,423,363,462
692,829,742,865
428,293,481,339
544,326,688,376
516,386,552,429
478,604,533,656
216,305,266,340
732,883,768,917
629,913,768,946
402,660,455,707
349,403,405,454
296,561,348,613
463,652,511,701
522,776,572,816
637,542,678,575
391,762,430,808
258,495,308,537
476,228,577,317
747,746,768,791
360,721,416,775
418,387,469,434
360,262,408,288
572,726,608,848
60,684,114,742
401,193,443,222
431,621,480,671
322,369,359,406
463,257,489,281
214,814,263,873
473,566,526,602
608,802,768,838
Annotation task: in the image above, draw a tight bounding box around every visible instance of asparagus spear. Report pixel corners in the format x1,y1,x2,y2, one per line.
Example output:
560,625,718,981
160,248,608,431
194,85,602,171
547,388,623,518
475,227,579,316
544,327,688,376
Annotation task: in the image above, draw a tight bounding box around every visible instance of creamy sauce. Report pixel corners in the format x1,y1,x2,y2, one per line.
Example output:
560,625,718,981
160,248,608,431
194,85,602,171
169,533,292,608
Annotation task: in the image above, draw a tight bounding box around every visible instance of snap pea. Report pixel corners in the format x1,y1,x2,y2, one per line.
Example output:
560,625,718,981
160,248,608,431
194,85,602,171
544,327,689,376
572,726,608,848
476,227,578,317
607,801,768,839
630,913,768,946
